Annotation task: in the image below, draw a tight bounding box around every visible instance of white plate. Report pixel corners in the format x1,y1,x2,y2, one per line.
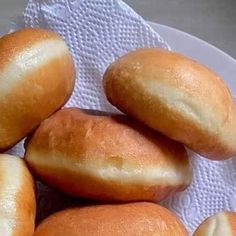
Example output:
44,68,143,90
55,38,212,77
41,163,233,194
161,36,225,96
6,17,236,232
149,22,236,98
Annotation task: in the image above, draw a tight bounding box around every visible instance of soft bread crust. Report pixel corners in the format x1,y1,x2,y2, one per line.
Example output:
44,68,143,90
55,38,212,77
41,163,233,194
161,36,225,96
34,202,189,236
103,48,236,160
0,154,36,236
25,108,192,202
193,212,236,236
0,28,75,151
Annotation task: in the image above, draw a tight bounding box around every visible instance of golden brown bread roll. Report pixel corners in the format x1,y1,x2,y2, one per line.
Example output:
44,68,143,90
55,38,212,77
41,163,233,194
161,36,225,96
193,212,236,236
0,28,75,151
103,48,236,160
34,202,189,236
25,107,192,202
0,154,36,236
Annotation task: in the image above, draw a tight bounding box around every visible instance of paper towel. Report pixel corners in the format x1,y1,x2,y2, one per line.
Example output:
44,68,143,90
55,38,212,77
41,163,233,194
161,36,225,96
7,0,236,233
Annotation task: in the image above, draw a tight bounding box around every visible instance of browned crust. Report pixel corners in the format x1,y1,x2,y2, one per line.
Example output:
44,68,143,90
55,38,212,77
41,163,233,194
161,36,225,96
25,160,187,202
0,28,61,70
227,212,236,235
25,108,192,202
34,202,189,236
0,155,36,236
103,48,236,160
13,160,36,236
0,28,76,151
193,212,236,236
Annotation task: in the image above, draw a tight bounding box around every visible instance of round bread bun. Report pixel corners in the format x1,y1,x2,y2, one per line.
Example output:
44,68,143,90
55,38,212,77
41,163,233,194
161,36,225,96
0,154,36,236
103,48,236,160
25,107,192,202
193,212,236,236
0,28,75,151
34,202,189,236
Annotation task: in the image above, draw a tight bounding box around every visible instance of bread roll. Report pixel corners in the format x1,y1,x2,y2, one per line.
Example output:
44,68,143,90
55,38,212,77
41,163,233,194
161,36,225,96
25,108,192,202
193,212,236,236
103,48,236,160
34,202,188,236
0,28,75,151
0,154,36,236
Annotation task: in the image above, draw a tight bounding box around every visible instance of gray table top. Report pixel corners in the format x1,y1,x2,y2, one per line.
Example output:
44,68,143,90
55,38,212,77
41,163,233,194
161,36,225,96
1,0,235,58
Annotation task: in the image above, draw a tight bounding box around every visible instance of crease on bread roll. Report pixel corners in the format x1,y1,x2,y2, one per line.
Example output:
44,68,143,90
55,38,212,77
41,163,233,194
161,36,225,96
34,202,189,236
0,28,75,151
193,212,236,236
103,48,236,160
0,154,36,236
25,107,192,202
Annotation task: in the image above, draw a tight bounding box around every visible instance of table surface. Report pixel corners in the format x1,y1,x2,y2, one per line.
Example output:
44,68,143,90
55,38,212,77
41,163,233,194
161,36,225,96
0,0,235,58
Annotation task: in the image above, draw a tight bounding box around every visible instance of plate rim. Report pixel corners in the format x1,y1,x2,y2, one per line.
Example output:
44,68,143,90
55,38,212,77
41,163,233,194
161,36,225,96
148,21,236,63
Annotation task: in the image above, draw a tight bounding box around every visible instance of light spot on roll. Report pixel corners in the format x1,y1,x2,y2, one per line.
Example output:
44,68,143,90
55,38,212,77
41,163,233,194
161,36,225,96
193,212,232,236
0,156,22,236
0,39,69,100
206,213,231,236
29,151,190,186
103,156,124,170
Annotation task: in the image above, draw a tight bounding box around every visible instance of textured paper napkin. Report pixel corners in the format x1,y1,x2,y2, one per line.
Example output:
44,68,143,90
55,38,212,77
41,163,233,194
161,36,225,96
7,0,236,233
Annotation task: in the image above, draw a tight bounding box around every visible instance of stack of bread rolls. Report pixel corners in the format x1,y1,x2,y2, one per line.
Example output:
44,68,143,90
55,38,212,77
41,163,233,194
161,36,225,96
0,27,235,235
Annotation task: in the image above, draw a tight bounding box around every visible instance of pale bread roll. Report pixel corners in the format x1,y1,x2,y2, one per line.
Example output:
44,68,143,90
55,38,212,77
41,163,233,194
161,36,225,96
34,202,189,236
0,154,36,236
0,28,75,151
25,108,192,202
103,48,236,160
193,212,236,236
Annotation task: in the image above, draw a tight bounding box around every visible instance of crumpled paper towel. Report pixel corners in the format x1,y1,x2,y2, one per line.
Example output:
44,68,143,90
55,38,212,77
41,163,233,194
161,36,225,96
7,0,236,233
